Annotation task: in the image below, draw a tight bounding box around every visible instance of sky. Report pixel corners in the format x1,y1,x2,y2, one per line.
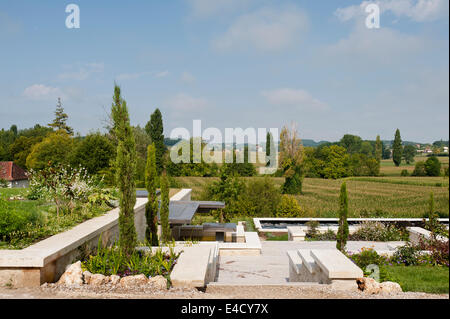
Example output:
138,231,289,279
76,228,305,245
0,0,448,143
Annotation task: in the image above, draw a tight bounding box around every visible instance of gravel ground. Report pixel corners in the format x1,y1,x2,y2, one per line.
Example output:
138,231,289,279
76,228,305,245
0,284,447,299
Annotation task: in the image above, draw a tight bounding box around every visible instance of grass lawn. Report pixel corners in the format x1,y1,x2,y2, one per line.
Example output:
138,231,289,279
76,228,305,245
264,232,289,241
382,265,449,294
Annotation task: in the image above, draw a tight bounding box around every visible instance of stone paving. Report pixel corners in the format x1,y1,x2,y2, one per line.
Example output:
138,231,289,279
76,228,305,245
216,241,405,284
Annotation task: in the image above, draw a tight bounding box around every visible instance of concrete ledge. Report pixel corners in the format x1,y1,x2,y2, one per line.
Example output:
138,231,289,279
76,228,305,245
311,249,363,280
298,249,317,274
218,232,262,256
287,226,305,241
407,227,448,245
170,189,192,202
171,244,214,288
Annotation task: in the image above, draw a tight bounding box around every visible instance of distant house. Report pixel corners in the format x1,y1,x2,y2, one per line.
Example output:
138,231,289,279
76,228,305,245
0,162,29,188
443,146,449,153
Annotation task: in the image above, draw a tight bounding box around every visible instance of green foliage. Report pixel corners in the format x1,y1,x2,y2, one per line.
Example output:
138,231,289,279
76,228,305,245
349,221,408,241
145,144,159,246
9,135,44,169
237,176,281,217
403,145,416,164
160,172,171,243
336,182,349,251
391,244,421,266
275,195,303,217
348,248,388,271
111,85,137,256
412,161,427,176
392,129,403,167
26,130,73,170
375,135,382,163
400,169,409,176
339,134,362,154
145,109,165,176
81,236,180,282
424,156,441,176
70,133,115,175
48,98,73,135
279,125,305,194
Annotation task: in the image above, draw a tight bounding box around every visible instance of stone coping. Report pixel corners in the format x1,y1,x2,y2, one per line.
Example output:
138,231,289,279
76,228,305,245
311,249,364,279
0,189,191,269
254,217,450,233
0,198,148,268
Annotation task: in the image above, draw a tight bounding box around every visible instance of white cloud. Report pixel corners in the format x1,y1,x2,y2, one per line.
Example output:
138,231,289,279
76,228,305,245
155,70,170,78
58,62,104,81
322,23,425,64
22,84,63,101
166,93,209,112
261,88,328,111
187,0,252,18
181,72,196,84
213,6,309,52
335,0,449,23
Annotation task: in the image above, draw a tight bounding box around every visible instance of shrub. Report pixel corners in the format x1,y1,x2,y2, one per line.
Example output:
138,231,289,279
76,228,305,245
417,238,449,267
276,195,303,217
348,247,388,270
305,220,320,238
0,178,8,188
391,244,421,266
425,156,441,176
350,221,408,241
412,161,427,176
400,169,409,177
237,177,281,217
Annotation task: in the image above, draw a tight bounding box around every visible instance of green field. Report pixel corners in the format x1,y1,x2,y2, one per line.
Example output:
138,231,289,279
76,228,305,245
175,176,449,218
380,155,449,176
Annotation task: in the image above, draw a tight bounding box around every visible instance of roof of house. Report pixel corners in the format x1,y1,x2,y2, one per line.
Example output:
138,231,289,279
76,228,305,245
0,162,28,181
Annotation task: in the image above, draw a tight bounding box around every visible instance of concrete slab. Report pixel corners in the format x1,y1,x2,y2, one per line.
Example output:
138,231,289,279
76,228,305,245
310,249,363,279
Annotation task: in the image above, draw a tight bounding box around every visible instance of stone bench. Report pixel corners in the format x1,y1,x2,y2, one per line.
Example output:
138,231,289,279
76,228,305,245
407,227,447,245
287,226,306,241
287,249,363,290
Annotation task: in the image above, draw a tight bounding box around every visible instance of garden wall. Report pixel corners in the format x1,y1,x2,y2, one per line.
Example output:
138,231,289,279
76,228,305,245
0,197,150,288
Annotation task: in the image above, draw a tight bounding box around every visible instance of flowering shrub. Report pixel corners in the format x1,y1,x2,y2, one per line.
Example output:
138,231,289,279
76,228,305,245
275,195,303,217
28,163,115,217
350,221,408,242
391,239,449,267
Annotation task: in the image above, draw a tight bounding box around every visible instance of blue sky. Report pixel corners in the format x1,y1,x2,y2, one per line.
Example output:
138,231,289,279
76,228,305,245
0,0,448,143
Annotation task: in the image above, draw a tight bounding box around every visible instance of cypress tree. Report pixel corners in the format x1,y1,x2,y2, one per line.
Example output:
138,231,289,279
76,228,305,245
48,98,73,135
160,171,171,243
336,182,349,252
266,132,276,167
145,109,165,176
375,135,382,163
392,129,403,167
145,143,159,246
111,85,137,256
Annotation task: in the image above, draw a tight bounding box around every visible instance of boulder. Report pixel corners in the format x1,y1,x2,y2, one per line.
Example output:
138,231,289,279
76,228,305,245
57,261,83,286
88,274,108,286
380,281,402,294
148,275,168,290
119,274,148,288
110,275,121,285
356,277,381,294
83,271,92,284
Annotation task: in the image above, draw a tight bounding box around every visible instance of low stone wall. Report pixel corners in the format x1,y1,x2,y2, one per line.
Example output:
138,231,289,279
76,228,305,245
0,198,148,288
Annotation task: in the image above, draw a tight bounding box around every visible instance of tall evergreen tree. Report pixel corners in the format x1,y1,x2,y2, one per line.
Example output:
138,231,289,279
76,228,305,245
145,109,165,176
160,171,171,243
375,135,382,163
392,129,403,167
266,132,276,167
145,143,159,246
336,182,349,252
111,85,137,256
48,98,73,135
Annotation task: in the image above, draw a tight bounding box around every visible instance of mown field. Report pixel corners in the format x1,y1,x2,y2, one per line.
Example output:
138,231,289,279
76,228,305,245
174,175,449,218
379,155,449,176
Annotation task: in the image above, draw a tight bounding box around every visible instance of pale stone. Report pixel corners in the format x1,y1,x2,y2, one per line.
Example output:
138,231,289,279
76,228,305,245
380,281,402,294
110,275,120,285
82,271,92,284
148,275,167,290
57,261,83,286
357,277,381,294
119,274,148,288
88,274,108,286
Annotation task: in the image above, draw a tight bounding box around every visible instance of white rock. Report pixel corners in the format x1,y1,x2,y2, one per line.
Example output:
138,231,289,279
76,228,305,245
57,261,83,286
119,274,148,288
356,277,381,294
380,281,402,294
88,274,108,286
110,275,121,285
148,275,168,290
83,271,92,284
